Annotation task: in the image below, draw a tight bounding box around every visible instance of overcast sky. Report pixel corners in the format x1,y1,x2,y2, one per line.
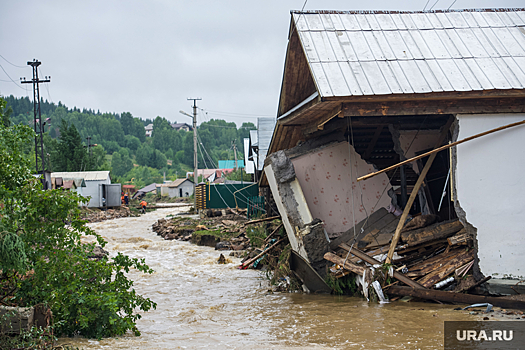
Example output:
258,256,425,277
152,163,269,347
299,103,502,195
1,0,523,126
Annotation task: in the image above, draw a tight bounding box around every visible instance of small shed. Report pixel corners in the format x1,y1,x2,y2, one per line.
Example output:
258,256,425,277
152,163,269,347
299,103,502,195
159,178,194,198
51,171,120,208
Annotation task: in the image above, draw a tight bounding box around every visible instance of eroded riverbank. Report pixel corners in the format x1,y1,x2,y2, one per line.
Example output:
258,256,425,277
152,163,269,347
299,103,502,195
60,206,481,349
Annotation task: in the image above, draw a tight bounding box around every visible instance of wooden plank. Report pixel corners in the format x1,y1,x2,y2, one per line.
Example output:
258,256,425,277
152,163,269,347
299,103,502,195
388,286,525,310
243,216,280,227
241,238,285,268
263,224,283,244
417,249,474,288
324,252,367,276
362,216,400,249
385,116,454,263
401,219,463,246
338,243,426,289
448,229,472,246
358,118,525,182
329,207,391,250
342,97,525,118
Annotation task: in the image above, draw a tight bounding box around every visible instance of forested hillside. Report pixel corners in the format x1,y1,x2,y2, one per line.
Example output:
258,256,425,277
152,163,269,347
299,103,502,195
3,95,256,188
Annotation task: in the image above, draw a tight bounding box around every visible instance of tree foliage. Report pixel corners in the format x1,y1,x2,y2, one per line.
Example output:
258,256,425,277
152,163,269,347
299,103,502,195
0,98,156,338
4,95,257,187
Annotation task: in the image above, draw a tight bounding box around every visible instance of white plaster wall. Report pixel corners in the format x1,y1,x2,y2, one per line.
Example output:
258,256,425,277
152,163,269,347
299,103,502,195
291,142,392,234
456,113,525,278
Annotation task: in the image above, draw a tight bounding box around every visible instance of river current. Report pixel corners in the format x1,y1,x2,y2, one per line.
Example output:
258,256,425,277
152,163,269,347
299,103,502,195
59,206,476,349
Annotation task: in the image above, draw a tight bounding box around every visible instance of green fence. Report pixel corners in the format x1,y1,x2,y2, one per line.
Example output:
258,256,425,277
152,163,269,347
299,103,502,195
203,183,260,210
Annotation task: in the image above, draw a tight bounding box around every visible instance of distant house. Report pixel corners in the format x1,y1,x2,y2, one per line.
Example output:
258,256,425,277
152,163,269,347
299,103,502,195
159,178,194,198
145,123,153,137
51,171,121,208
170,123,192,132
187,169,235,183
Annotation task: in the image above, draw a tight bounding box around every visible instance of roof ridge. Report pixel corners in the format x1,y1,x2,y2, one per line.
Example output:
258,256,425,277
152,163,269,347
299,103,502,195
291,8,525,15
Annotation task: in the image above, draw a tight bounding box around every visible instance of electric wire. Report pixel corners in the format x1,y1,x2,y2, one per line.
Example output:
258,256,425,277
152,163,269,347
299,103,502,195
0,63,26,90
429,0,440,11
342,117,359,271
447,0,457,10
39,68,52,103
197,133,263,211
0,54,26,68
423,0,431,11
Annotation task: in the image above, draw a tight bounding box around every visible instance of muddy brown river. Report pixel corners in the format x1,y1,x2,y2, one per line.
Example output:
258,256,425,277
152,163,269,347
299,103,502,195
59,207,478,349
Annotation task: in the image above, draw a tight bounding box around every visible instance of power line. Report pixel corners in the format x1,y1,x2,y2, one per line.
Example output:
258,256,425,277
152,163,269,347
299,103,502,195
0,54,26,68
423,0,431,11
39,68,52,102
429,0,441,10
447,0,457,10
203,109,273,117
0,62,26,90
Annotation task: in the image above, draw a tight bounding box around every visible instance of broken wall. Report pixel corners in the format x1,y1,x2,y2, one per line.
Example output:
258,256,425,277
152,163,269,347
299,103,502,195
398,130,441,173
291,141,392,235
455,113,525,279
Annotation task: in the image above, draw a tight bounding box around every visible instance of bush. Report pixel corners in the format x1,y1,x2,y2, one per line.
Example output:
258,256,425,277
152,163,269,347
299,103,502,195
0,113,156,339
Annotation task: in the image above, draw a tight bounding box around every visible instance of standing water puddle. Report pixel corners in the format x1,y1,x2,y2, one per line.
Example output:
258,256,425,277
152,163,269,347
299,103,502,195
59,207,476,349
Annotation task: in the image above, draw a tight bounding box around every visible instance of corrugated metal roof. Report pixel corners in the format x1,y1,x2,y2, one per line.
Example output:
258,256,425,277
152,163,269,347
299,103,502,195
167,178,193,187
249,130,258,147
218,160,245,169
257,117,276,170
292,9,525,97
51,171,110,181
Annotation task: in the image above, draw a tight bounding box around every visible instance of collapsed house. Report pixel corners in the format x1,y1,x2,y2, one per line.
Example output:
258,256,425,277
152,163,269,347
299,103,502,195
263,9,525,296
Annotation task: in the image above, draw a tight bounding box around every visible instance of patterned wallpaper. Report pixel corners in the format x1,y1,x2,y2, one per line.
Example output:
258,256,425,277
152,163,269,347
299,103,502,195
291,142,392,235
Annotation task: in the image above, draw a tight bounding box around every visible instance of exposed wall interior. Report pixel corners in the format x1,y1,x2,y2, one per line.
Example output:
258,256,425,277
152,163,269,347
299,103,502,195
455,113,525,279
398,130,441,173
291,141,392,235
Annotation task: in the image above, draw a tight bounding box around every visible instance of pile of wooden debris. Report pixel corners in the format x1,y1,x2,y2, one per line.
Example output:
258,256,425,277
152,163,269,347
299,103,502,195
82,206,136,223
325,208,525,309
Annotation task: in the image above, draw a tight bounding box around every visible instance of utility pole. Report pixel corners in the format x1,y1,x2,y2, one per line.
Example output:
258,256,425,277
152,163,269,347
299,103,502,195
21,59,50,189
231,139,238,170
86,136,93,157
188,98,201,212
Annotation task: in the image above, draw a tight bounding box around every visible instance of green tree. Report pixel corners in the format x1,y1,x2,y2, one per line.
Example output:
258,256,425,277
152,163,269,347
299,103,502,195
50,120,89,171
0,97,12,127
0,107,156,338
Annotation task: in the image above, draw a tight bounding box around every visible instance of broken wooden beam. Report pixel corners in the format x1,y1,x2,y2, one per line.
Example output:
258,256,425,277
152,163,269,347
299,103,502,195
241,238,284,268
243,216,281,227
264,223,283,244
417,249,474,288
387,286,525,310
338,243,426,290
401,219,463,246
324,252,367,276
447,228,471,246
385,116,454,264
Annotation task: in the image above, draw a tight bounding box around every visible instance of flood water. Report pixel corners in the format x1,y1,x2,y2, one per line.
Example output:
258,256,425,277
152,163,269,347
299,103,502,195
59,207,477,349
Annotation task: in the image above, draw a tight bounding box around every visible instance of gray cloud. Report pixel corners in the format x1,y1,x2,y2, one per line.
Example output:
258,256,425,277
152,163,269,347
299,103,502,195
1,0,523,125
